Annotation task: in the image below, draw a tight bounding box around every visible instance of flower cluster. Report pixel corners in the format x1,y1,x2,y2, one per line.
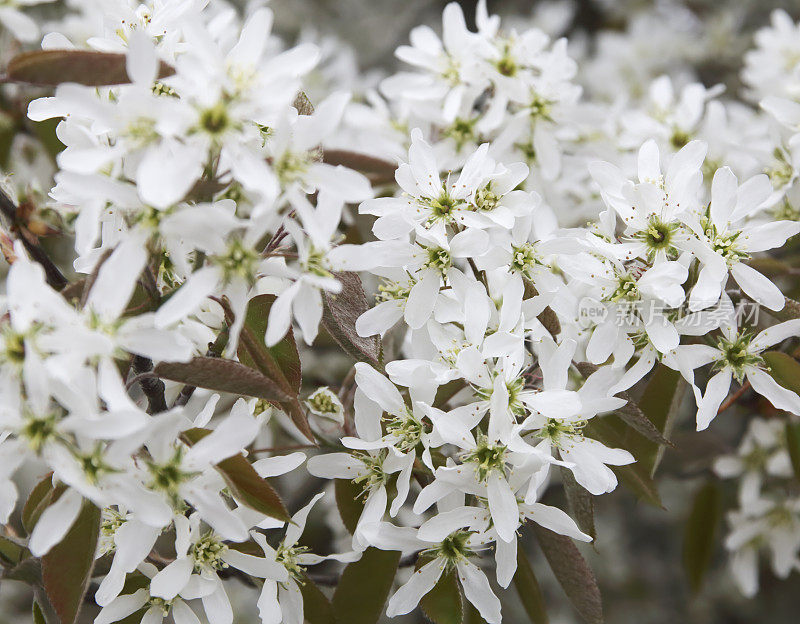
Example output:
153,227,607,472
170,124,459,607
0,1,800,623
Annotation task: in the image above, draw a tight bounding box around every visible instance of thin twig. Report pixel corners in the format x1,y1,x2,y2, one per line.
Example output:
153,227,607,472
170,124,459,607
717,381,751,415
131,356,168,414
0,188,66,289
126,371,161,391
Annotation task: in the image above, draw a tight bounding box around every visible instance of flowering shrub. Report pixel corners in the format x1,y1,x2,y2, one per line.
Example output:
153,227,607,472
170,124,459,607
1,1,800,623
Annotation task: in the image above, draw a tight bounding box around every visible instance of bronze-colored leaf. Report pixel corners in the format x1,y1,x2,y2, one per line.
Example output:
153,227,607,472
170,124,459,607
6,50,174,86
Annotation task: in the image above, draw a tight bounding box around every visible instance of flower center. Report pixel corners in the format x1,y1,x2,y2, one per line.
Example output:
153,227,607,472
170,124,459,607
436,530,474,566
715,333,763,382
509,243,542,277
423,247,451,275
463,436,507,482
190,530,229,573
276,543,310,580
213,239,260,283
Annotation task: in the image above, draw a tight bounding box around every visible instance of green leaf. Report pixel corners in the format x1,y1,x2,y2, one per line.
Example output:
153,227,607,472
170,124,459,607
333,548,400,624
6,50,174,86
513,549,549,624
764,351,800,395
0,535,25,567
183,428,290,522
682,480,722,594
32,601,46,624
154,357,292,402
533,525,603,624
300,574,337,624
41,499,101,624
576,362,673,448
239,294,301,393
21,474,65,535
420,566,462,624
464,602,488,624
785,420,800,481
560,467,595,540
334,478,365,534
235,295,312,441
584,417,662,508
2,557,42,584
627,364,684,476
322,272,382,369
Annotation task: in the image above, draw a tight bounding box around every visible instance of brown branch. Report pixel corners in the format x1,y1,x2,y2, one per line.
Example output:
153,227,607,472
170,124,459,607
717,380,751,415
131,356,168,414
0,187,66,289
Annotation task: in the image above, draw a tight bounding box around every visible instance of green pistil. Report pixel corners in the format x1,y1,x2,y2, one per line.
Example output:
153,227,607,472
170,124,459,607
424,192,462,224
148,597,172,615
21,413,59,453
125,117,158,145
463,435,507,482
275,150,313,186
79,446,118,484
424,247,451,275
670,128,691,149
385,410,426,452
704,222,748,265
376,280,411,302
764,148,795,188
1,328,27,366
509,243,542,278
352,451,389,496
302,245,333,278
440,58,461,86
198,103,233,137
714,332,763,383
772,199,800,222
442,117,478,151
101,509,126,536
539,418,586,446
213,239,259,282
475,376,526,417
474,184,500,211
428,529,474,568
190,530,229,573
307,390,336,415
147,447,198,506
276,543,310,581
527,93,553,121
635,215,677,258
151,82,177,98
607,274,639,302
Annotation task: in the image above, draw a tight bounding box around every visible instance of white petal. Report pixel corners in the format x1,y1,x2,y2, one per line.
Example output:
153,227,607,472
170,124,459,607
29,488,83,557
354,363,405,415
731,263,785,311
386,559,445,617
457,560,502,624
487,472,518,543
149,557,193,600
524,503,591,541
748,368,800,415
696,369,732,431
154,267,220,328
